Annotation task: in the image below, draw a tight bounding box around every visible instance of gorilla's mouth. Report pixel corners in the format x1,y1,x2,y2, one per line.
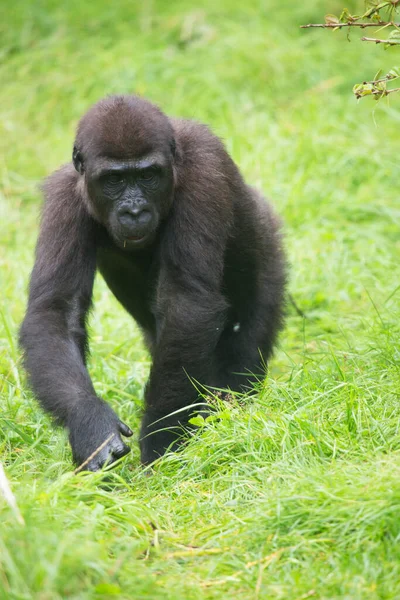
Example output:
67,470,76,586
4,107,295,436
122,231,152,249
114,213,159,250
127,235,145,242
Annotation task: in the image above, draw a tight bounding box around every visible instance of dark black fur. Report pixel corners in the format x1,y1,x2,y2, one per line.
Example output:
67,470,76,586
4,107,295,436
19,95,286,470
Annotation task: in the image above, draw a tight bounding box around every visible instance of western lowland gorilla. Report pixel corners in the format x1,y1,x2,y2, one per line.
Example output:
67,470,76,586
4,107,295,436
19,95,286,470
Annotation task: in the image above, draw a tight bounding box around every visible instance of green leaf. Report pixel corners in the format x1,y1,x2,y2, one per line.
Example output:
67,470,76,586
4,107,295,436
216,409,232,422
189,415,206,428
388,66,400,78
387,30,400,44
363,1,388,18
339,8,356,23
325,14,340,26
353,83,374,98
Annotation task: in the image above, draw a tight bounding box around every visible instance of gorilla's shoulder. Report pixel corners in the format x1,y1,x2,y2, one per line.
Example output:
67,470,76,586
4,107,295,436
170,118,226,157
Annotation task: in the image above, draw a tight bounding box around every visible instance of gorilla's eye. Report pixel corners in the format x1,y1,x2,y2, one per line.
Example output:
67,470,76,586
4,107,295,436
108,174,125,185
139,168,158,182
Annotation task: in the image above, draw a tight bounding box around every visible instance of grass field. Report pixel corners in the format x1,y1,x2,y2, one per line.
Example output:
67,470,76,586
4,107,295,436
1,0,400,598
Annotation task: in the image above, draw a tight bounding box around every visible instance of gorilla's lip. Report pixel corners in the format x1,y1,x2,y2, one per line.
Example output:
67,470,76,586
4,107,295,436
127,235,145,241
122,233,149,248
120,227,157,248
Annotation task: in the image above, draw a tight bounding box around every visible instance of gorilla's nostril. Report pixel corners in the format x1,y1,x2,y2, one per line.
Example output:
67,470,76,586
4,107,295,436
119,208,151,227
119,212,135,226
138,210,151,225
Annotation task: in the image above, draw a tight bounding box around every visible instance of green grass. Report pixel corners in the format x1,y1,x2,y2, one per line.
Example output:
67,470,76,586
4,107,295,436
1,0,400,597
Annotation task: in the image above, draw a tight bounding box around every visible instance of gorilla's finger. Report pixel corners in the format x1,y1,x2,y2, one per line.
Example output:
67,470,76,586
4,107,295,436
119,421,133,437
112,440,131,459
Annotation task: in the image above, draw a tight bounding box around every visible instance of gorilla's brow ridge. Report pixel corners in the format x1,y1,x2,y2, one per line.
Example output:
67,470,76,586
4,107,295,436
91,153,168,177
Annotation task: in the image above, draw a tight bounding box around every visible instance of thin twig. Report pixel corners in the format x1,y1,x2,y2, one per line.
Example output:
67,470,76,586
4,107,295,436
0,463,25,525
373,86,400,94
364,74,399,84
361,35,400,44
354,86,400,98
74,433,115,474
301,21,400,29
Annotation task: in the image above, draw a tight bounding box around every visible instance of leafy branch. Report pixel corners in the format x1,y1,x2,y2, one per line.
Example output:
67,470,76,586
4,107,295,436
301,21,400,29
353,66,400,98
301,0,400,99
361,35,400,43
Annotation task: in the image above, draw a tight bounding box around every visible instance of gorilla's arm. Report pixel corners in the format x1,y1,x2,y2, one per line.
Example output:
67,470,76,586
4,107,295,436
19,165,132,469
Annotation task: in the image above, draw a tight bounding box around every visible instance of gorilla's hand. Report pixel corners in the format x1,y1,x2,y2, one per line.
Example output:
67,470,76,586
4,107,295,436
68,398,132,471
139,409,189,465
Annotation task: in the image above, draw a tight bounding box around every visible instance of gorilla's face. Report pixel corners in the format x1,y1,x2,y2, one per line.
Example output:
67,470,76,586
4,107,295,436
84,153,174,250
72,95,176,250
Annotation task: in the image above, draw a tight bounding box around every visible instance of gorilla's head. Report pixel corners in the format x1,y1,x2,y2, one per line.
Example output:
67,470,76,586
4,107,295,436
73,95,176,250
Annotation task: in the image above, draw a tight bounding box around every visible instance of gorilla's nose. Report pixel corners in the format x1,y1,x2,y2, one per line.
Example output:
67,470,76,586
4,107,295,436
119,207,152,227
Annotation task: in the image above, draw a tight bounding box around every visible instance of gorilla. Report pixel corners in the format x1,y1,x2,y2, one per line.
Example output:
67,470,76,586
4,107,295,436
19,95,286,470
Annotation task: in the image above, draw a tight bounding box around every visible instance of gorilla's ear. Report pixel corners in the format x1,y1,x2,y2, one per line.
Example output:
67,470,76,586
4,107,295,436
73,145,85,174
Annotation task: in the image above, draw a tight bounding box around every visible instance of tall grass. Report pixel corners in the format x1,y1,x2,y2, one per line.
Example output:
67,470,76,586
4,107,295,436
1,0,400,597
